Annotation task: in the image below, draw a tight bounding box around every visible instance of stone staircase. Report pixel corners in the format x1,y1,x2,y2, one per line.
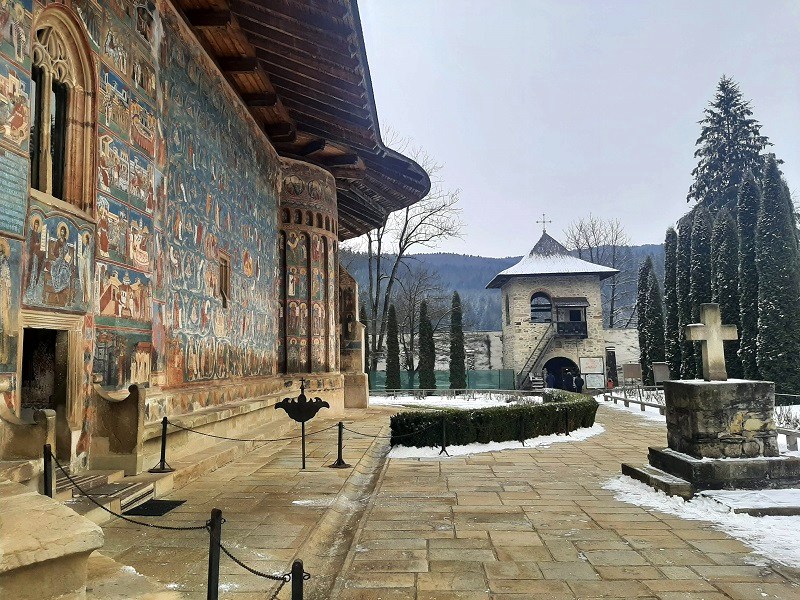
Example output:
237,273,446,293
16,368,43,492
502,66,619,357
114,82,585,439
56,467,158,522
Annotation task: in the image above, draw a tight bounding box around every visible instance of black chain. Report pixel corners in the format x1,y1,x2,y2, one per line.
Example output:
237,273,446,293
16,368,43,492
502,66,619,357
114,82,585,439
343,420,439,440
52,456,209,531
167,419,338,442
218,542,292,581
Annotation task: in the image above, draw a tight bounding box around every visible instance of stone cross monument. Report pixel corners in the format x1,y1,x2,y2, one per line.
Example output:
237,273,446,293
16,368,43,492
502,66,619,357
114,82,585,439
685,304,738,381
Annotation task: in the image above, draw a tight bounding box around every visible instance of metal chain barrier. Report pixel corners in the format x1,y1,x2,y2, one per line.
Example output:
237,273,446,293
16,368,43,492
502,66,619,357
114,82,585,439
342,420,439,440
51,453,210,531
219,542,292,582
167,419,339,443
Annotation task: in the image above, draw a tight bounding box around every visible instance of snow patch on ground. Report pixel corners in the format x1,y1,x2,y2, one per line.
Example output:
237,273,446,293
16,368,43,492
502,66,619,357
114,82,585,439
165,583,183,590
120,565,142,576
292,498,334,507
389,424,605,459
370,393,538,411
604,475,800,568
219,583,240,592
595,393,667,424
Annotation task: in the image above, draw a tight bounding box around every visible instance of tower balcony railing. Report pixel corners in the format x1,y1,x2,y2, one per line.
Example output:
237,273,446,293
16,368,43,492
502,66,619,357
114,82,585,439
556,321,588,339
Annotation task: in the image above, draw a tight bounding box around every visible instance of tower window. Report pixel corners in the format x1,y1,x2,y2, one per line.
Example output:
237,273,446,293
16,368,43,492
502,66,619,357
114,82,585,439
530,293,552,323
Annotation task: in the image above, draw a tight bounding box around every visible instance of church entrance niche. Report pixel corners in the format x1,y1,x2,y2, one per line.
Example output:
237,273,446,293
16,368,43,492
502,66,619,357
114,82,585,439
543,356,579,391
21,327,70,460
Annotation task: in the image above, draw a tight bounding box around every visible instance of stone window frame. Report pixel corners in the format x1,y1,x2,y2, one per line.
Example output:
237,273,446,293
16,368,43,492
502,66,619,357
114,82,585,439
504,294,510,325
219,252,231,309
530,292,553,323
30,6,96,216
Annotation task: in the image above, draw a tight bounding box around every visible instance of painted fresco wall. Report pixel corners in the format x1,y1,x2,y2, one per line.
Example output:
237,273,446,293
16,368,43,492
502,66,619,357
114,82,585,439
278,158,339,375
0,0,33,415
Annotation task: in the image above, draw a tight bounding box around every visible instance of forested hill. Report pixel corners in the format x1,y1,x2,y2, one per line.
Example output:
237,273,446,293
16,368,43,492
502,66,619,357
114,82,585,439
341,245,665,331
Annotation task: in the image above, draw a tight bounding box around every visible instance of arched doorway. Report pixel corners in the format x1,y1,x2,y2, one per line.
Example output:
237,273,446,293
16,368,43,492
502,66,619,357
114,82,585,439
543,357,579,390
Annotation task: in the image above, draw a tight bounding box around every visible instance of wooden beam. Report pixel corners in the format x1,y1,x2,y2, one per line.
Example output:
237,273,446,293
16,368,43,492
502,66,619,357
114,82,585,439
298,138,326,156
323,153,360,167
241,92,278,107
185,9,233,28
218,57,260,74
265,122,296,143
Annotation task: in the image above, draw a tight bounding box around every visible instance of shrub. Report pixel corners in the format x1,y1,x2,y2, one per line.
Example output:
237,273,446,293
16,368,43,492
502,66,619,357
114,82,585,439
541,389,587,404
389,397,599,448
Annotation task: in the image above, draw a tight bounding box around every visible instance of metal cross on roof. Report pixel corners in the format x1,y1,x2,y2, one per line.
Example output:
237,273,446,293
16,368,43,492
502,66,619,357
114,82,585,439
685,303,738,381
536,213,552,233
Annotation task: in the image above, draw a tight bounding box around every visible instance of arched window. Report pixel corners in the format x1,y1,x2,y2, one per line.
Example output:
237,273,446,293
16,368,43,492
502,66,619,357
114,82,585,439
30,8,95,212
505,294,510,325
530,292,552,323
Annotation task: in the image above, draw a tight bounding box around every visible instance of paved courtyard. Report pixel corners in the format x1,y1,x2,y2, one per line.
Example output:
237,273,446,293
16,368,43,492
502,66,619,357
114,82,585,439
100,404,800,599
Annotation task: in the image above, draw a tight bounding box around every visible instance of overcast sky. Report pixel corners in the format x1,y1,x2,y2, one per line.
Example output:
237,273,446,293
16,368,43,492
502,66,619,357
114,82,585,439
358,0,800,257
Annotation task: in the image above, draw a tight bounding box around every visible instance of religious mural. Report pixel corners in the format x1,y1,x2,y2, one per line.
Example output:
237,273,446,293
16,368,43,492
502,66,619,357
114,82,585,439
328,237,338,371
95,261,152,327
23,201,94,313
158,9,279,386
0,56,29,150
96,194,152,270
0,0,30,68
0,236,20,372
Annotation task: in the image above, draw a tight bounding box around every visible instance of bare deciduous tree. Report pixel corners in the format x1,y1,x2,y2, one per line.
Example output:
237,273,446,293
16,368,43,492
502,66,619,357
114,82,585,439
564,215,635,328
394,265,450,386
344,137,462,370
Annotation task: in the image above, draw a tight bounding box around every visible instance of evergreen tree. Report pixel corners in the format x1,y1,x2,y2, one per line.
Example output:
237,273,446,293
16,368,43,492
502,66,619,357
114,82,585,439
738,171,761,379
418,301,437,391
449,292,466,389
663,227,681,377
756,158,800,391
690,207,713,374
677,214,696,378
385,305,401,391
710,209,743,378
688,76,772,211
643,266,666,385
360,304,370,374
636,257,652,383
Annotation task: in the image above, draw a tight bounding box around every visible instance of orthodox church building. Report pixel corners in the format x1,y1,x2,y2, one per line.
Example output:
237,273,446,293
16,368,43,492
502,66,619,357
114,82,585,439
487,230,636,390
0,0,428,478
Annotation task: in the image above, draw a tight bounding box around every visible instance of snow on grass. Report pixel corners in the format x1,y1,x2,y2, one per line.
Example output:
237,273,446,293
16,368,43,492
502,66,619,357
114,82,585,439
370,392,539,410
388,424,604,459
605,475,800,568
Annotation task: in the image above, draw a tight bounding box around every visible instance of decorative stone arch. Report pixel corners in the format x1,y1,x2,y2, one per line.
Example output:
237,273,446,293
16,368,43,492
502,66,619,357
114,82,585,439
31,6,97,214
530,291,552,323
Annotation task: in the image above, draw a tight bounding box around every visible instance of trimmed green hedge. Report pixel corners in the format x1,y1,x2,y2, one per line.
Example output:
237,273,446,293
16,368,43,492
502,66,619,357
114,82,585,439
542,389,588,403
389,397,599,448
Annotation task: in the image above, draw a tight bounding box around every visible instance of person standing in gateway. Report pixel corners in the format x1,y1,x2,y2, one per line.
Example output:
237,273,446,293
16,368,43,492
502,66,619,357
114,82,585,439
574,373,585,393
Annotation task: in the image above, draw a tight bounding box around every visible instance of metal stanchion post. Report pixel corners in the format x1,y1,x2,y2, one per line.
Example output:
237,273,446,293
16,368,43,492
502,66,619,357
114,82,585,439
564,406,570,436
329,422,351,468
438,416,449,456
149,416,175,473
207,508,222,600
43,444,53,498
291,559,304,600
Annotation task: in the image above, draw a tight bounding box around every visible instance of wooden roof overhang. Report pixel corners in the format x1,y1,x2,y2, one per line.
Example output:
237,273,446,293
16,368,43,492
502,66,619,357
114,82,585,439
173,0,431,240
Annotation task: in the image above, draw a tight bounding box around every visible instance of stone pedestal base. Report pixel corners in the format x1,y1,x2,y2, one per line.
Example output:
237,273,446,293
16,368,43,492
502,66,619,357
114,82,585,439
343,373,369,408
664,380,779,459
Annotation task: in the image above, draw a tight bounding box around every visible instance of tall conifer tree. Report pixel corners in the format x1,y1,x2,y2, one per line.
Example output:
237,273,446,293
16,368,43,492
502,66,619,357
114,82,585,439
710,209,743,378
449,292,466,389
360,304,370,374
636,258,651,383
690,207,713,374
677,215,696,378
385,305,401,391
738,171,761,379
418,301,437,391
663,227,681,377
756,158,800,391
644,266,666,385
688,76,771,211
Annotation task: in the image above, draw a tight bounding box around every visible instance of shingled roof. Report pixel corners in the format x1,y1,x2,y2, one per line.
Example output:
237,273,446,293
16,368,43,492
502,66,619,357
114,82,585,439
485,232,619,289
